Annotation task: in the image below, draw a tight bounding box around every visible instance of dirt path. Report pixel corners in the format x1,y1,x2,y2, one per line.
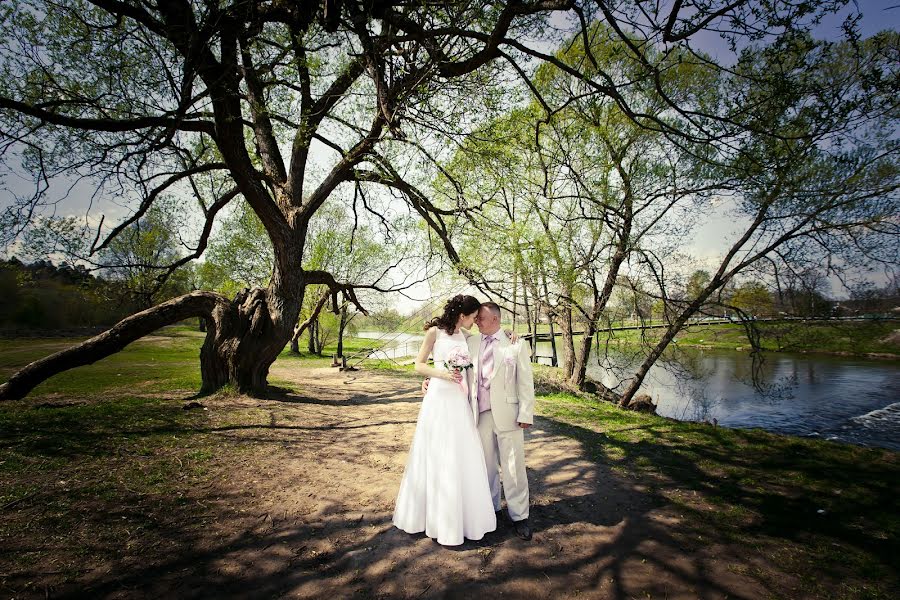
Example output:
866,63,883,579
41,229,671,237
70,367,779,599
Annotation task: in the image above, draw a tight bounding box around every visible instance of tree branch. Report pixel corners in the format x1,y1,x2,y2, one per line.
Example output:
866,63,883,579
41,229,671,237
0,96,216,136
91,163,228,253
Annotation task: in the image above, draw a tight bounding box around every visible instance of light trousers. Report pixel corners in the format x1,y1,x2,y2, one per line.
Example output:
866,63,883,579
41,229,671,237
477,409,529,521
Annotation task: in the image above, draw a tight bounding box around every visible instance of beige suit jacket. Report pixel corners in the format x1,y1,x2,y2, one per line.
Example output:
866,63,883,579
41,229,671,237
466,331,535,431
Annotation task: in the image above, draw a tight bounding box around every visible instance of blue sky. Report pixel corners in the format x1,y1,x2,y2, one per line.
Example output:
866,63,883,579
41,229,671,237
689,0,899,60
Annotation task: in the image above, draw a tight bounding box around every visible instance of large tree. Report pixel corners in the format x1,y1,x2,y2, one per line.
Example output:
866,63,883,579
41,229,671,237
0,0,572,399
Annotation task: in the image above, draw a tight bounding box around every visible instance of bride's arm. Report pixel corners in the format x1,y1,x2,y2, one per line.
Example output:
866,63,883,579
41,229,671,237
414,327,458,381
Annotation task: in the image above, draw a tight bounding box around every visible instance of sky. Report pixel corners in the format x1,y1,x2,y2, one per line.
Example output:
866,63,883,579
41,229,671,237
689,0,899,59
1,1,897,314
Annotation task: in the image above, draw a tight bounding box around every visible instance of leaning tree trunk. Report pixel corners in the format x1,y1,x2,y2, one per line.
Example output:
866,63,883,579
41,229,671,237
618,318,684,408
0,291,228,400
0,272,305,400
619,288,721,407
290,290,330,354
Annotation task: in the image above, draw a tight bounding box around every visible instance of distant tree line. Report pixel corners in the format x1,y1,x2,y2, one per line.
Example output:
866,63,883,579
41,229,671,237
523,268,900,332
0,257,193,333
669,270,900,321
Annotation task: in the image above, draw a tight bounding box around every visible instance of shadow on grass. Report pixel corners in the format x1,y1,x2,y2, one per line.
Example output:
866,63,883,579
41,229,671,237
2,385,898,599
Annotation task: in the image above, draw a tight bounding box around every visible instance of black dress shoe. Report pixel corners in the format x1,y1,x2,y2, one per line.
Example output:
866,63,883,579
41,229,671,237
513,518,532,541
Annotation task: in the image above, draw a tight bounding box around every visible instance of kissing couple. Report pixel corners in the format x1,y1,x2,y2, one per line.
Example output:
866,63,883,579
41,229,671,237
392,295,535,545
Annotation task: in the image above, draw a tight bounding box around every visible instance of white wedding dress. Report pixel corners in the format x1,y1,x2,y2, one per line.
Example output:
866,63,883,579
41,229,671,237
392,329,496,545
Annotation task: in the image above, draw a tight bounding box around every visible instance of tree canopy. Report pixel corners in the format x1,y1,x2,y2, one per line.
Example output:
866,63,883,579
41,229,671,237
0,0,896,401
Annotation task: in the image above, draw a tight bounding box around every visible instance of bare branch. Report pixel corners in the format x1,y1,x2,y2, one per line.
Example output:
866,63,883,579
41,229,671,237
0,96,216,135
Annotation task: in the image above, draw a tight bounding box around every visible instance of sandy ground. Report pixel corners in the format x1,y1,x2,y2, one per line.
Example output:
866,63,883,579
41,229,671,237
38,366,791,599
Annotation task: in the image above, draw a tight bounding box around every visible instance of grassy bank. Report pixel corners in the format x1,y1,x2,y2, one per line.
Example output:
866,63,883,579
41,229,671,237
1,328,897,598
534,320,900,357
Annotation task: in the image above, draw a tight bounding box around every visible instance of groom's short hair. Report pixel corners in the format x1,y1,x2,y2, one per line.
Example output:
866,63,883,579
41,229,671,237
481,301,501,318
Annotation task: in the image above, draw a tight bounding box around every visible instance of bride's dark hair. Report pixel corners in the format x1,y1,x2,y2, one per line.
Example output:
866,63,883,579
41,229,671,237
425,295,481,334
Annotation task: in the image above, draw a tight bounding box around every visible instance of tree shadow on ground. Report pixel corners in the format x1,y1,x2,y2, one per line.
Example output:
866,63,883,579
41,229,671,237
30,423,754,598
3,379,897,599
250,384,423,407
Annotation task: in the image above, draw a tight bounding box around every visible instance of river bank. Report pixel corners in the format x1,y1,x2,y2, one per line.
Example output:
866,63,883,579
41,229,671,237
0,328,897,598
574,320,900,359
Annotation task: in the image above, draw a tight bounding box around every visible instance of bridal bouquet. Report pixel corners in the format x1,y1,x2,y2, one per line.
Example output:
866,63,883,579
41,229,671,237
443,347,472,395
443,347,473,373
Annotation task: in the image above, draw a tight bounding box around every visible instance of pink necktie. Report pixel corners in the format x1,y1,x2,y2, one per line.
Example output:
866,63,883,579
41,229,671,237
481,335,495,389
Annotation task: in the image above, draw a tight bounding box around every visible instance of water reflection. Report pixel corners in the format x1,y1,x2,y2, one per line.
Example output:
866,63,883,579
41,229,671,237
535,341,900,451
355,332,424,360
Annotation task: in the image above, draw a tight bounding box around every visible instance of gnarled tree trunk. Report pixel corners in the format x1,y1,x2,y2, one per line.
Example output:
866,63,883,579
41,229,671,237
200,283,303,395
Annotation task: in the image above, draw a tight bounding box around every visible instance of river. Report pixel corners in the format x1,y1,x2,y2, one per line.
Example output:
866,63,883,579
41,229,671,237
355,331,425,360
354,332,900,451
572,344,900,452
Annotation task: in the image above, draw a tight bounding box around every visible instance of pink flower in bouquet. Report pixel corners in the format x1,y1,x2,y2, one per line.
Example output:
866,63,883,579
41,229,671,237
443,347,473,372
443,347,472,396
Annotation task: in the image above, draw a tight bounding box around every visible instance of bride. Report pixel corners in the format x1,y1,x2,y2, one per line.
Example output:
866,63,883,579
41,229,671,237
392,294,497,545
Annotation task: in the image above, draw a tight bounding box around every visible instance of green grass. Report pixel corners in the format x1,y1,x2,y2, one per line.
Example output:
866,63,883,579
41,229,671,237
587,320,900,356
534,391,900,599
0,393,225,583
0,327,386,390
0,325,205,395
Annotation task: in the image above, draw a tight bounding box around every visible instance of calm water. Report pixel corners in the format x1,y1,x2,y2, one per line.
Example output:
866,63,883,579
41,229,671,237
356,331,425,360
355,332,900,451
540,342,900,452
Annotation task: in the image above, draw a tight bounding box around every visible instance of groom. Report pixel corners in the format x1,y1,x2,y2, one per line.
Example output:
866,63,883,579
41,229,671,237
468,301,535,541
